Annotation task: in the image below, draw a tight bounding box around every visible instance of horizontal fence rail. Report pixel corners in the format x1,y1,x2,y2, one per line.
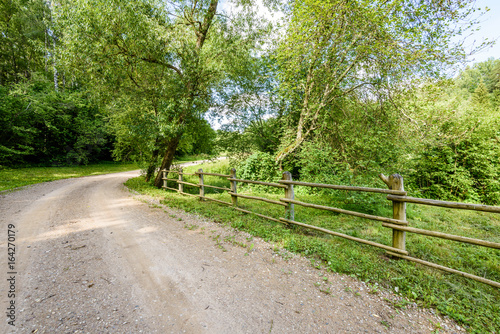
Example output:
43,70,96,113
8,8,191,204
279,218,408,255
234,207,282,224
280,198,408,225
382,223,500,249
227,178,288,189
176,180,200,187
200,196,231,206
387,194,500,213
385,252,500,289
164,169,197,176
196,171,231,177
203,184,232,191
161,168,500,288
279,180,407,196
229,192,288,206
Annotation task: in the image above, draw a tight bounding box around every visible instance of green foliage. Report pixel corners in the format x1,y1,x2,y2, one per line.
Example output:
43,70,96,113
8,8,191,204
216,129,253,161
237,151,280,183
408,125,500,205
0,0,48,85
217,116,283,160
177,118,218,156
402,58,500,205
274,0,485,163
57,0,270,184
0,76,112,166
296,141,350,185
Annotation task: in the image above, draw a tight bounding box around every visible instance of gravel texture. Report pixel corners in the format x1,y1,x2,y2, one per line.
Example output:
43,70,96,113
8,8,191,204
0,169,467,333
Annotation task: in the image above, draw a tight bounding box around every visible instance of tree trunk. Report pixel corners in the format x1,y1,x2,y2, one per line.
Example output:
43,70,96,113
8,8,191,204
145,136,162,182
145,149,159,182
153,134,182,188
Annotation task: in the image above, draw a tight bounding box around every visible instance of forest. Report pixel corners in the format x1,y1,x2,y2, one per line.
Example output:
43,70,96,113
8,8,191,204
1,0,500,205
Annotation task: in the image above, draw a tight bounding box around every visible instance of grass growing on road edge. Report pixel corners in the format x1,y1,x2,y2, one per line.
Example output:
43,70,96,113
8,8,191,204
0,161,139,191
125,159,500,333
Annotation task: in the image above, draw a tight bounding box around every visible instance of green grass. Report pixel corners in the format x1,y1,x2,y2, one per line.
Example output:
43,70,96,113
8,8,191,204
0,161,139,191
172,153,219,164
126,159,500,333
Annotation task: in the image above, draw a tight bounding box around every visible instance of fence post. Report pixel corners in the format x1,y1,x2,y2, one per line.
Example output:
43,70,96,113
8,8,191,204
282,171,294,220
178,167,183,194
230,168,237,207
198,168,204,201
380,173,406,252
162,170,167,189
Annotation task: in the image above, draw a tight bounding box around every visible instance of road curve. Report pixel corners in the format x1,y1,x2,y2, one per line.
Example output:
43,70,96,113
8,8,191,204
0,170,464,333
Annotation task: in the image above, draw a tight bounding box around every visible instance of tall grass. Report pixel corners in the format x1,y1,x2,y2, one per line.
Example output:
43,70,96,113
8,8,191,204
127,159,500,333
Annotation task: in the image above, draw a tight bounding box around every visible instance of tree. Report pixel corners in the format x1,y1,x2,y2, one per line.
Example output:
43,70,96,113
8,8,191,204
0,0,48,85
57,0,269,186
0,75,112,166
274,0,487,165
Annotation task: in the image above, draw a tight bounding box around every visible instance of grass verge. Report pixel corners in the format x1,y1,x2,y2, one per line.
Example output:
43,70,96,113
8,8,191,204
126,159,500,333
0,161,138,192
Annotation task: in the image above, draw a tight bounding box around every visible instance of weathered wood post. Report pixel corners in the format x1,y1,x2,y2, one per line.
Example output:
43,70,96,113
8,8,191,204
282,171,295,220
198,168,204,201
162,170,167,189
230,168,237,207
379,173,406,252
178,168,184,194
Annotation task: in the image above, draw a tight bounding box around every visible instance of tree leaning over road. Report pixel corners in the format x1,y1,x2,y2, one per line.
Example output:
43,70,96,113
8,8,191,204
57,0,270,186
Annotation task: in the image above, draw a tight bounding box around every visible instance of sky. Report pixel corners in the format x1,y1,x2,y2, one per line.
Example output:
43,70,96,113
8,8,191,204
465,0,500,64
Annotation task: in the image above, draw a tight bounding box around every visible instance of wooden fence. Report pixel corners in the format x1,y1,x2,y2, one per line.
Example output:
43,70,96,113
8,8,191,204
162,168,500,289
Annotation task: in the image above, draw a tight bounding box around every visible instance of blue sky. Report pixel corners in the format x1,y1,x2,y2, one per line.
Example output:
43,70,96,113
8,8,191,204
465,0,500,64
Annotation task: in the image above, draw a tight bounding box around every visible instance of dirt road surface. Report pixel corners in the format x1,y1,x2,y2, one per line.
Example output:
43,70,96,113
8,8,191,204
1,169,466,333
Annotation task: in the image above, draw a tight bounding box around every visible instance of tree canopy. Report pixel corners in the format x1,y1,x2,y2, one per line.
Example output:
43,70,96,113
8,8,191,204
56,0,270,185
274,0,486,163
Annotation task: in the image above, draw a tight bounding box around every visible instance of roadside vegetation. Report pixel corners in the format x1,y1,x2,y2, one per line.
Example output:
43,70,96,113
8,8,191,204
126,159,500,333
0,162,138,192
0,153,217,192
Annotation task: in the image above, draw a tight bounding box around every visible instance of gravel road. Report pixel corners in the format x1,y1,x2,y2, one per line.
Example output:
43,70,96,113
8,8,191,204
1,169,466,333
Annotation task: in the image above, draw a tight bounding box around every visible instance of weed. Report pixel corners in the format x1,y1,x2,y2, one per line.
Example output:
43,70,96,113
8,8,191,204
319,287,332,295
211,234,227,252
384,297,412,309
428,319,443,333
224,235,247,248
367,283,379,294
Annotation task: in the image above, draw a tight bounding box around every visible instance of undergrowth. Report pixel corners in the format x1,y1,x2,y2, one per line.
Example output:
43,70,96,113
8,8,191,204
126,159,500,333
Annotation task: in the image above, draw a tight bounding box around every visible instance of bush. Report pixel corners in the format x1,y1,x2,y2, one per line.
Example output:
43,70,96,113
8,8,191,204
408,125,500,205
237,152,281,192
